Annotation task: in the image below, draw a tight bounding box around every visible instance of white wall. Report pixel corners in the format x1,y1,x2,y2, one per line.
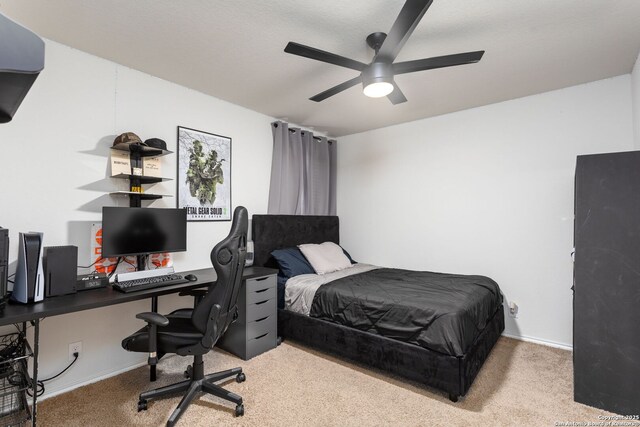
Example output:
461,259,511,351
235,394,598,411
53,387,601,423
337,75,634,349
632,52,640,148
0,41,274,396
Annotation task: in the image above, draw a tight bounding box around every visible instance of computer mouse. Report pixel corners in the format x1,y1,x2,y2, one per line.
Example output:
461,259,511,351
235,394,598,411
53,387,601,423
185,274,198,282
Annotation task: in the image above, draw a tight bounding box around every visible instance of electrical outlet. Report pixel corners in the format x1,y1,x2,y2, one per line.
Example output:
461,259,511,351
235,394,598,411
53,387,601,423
69,341,82,361
508,302,519,319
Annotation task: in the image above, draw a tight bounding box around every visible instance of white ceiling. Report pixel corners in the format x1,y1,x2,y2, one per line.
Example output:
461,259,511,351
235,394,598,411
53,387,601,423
1,0,640,137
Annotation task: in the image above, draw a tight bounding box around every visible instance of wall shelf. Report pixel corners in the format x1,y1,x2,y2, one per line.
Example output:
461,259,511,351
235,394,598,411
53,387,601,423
110,173,172,184
109,141,173,207
110,143,172,158
109,191,172,201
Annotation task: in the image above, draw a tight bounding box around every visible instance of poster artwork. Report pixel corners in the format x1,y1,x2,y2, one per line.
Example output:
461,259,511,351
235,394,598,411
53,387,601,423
177,126,231,221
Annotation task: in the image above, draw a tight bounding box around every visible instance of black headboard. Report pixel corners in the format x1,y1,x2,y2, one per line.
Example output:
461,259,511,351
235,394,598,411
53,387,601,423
252,215,339,269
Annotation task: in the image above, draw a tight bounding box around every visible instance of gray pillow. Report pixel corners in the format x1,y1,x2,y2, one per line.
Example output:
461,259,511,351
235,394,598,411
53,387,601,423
298,242,352,274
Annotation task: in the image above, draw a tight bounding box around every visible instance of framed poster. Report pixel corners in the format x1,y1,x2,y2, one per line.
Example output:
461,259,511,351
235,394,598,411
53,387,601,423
177,126,231,221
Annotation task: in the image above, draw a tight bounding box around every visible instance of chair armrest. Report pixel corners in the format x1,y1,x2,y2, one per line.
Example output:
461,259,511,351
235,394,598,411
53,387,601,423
136,312,169,327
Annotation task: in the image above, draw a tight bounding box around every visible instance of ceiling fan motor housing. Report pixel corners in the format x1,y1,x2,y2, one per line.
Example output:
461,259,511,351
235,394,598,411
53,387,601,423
362,62,394,88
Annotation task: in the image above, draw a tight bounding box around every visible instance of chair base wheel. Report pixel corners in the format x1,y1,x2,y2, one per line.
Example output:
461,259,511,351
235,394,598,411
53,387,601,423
236,373,246,383
138,399,148,412
448,393,459,403
184,365,192,379
235,403,244,417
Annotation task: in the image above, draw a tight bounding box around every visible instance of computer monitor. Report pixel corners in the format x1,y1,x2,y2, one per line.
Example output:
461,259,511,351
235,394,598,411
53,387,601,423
101,207,187,257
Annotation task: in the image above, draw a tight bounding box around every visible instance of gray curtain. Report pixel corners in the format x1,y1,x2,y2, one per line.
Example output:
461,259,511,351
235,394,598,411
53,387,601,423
268,121,337,215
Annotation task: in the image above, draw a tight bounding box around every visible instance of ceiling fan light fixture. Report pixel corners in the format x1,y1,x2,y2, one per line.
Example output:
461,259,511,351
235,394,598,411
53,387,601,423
362,62,395,98
363,81,394,98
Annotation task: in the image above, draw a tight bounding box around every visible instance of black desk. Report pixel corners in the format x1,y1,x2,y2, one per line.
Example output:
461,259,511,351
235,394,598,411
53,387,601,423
0,266,276,426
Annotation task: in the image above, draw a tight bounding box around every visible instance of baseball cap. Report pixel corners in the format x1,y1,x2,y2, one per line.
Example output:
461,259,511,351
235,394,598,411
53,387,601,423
113,132,143,147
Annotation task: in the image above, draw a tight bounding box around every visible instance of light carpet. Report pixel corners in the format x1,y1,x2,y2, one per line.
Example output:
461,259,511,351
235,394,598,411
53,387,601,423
38,337,612,426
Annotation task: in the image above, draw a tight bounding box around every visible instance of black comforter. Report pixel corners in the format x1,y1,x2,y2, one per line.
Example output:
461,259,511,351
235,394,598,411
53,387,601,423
309,268,502,357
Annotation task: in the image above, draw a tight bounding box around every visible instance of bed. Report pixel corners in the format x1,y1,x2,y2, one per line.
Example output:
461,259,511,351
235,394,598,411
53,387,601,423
251,214,505,401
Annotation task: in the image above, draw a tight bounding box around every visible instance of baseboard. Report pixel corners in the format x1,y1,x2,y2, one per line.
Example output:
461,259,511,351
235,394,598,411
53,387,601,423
502,332,573,351
39,360,149,400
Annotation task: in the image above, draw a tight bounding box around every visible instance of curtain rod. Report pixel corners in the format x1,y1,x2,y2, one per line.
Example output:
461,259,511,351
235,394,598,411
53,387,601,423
289,128,322,141
272,122,334,142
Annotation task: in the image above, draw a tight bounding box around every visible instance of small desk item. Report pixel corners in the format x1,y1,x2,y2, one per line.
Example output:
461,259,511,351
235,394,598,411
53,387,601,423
76,273,108,291
218,273,277,360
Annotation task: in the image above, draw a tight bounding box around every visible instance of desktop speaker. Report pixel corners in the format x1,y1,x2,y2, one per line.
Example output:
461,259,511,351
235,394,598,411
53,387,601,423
43,246,78,297
0,227,9,308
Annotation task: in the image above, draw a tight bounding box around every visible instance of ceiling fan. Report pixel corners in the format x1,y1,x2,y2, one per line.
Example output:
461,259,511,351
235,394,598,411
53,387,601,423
284,0,484,105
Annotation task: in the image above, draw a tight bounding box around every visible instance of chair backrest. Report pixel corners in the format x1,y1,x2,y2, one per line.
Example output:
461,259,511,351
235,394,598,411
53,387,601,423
191,206,248,337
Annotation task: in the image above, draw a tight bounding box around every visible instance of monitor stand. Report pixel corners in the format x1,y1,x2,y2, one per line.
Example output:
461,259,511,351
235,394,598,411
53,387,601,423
137,255,145,272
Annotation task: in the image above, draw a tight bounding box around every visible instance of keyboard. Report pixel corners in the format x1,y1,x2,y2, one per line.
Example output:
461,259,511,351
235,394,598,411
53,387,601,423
113,273,190,293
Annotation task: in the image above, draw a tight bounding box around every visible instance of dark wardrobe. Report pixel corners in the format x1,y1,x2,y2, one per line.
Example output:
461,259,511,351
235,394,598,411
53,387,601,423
574,151,640,414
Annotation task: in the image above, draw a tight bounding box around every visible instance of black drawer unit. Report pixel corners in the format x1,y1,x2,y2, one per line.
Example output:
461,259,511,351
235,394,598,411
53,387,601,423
218,273,277,360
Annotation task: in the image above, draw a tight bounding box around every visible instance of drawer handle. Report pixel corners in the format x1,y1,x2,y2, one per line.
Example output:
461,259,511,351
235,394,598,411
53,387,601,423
254,333,268,340
255,288,270,293
254,316,269,322
255,300,268,305
255,277,269,282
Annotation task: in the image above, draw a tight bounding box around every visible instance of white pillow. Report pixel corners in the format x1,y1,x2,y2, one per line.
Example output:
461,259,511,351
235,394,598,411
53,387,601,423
298,242,352,275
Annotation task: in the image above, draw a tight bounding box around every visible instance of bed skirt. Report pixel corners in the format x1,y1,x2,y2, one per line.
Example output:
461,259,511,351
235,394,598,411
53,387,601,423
277,304,505,398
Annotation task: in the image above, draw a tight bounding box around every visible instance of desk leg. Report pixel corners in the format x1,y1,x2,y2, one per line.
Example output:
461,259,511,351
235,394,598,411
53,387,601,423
150,296,158,382
32,319,39,426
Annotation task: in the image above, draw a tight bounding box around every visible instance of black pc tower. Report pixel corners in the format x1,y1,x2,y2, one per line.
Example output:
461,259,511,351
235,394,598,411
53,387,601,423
0,227,8,307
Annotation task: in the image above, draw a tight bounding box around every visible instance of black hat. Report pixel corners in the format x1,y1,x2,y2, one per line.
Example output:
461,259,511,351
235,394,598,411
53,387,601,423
144,138,167,151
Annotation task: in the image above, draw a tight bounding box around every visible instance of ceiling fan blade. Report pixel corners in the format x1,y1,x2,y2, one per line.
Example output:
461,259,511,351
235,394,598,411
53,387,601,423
393,51,485,75
374,0,434,63
387,82,407,105
285,42,367,72
310,76,362,102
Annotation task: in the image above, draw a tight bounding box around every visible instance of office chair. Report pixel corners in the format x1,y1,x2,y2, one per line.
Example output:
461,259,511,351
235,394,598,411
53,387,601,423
121,206,248,426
